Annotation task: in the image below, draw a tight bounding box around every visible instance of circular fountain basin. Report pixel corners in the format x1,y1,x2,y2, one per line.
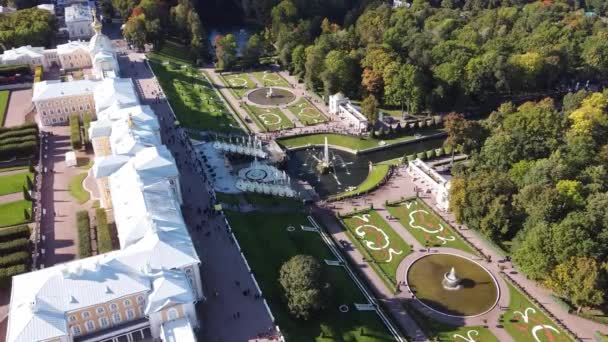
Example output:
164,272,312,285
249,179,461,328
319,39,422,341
246,87,296,106
406,253,499,317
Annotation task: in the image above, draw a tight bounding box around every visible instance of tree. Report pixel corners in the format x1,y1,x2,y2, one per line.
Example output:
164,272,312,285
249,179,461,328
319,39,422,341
100,0,115,20
291,45,306,78
361,95,378,124
242,34,263,68
384,63,425,115
582,31,608,78
279,255,328,320
26,175,33,190
361,68,384,100
545,257,605,313
271,0,298,39
22,186,30,201
0,9,57,49
215,34,237,70
123,14,147,51
112,0,139,19
444,113,467,164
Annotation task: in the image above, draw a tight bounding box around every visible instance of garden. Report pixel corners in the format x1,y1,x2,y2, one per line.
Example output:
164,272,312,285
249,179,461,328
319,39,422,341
244,104,293,132
286,98,327,125
251,71,290,87
227,211,394,342
338,210,411,291
386,198,476,254
0,224,31,288
68,173,90,204
220,72,258,98
328,164,391,201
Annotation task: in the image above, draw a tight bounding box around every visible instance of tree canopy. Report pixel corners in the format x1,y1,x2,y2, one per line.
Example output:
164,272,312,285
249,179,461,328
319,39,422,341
278,254,329,320
0,8,56,50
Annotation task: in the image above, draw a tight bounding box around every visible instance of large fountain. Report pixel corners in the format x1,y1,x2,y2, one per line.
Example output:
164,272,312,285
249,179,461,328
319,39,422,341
442,267,462,290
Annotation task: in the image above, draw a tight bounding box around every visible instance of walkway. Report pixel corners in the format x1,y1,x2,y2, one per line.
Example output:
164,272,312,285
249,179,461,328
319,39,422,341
323,164,608,340
3,89,32,127
119,49,276,341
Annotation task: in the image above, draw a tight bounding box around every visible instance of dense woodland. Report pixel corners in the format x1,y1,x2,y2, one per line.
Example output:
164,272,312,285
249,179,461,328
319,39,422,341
0,8,56,50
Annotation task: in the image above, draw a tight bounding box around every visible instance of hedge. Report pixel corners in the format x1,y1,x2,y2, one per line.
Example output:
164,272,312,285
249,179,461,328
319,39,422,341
96,208,113,253
0,141,38,160
0,128,38,141
77,210,91,258
0,134,37,146
0,251,30,268
0,122,37,135
0,238,29,255
69,115,82,150
0,64,30,77
0,225,30,243
0,264,27,288
416,152,426,160
82,112,92,144
425,149,435,159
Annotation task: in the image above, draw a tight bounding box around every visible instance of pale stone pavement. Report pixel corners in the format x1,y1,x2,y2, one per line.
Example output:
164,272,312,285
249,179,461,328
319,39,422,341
3,88,31,127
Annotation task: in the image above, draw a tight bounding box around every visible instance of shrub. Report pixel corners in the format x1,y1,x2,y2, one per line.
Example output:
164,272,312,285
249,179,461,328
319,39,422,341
279,255,329,320
0,141,37,160
0,122,37,135
406,154,415,162
82,112,92,144
0,238,29,255
435,148,443,157
426,149,435,159
0,251,30,268
0,225,30,242
69,115,82,150
96,208,113,253
417,120,425,128
76,210,91,258
0,134,38,145
444,145,453,155
417,152,426,160
0,264,27,288
0,64,30,77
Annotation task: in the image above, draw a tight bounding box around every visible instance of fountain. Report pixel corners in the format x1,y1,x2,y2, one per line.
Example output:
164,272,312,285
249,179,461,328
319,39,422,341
266,86,273,98
315,137,332,174
442,267,462,290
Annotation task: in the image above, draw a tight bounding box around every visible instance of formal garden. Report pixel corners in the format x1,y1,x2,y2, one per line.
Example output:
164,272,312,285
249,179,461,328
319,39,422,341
244,105,294,132
220,72,258,98
227,211,395,341
286,98,327,125
251,71,290,87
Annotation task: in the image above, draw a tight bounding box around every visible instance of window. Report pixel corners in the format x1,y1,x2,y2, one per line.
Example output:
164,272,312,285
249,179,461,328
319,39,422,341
112,312,122,324
71,325,82,336
138,305,145,316
126,309,135,320
109,303,119,311
99,316,109,328
69,315,77,322
167,308,178,320
81,311,90,319
136,295,145,304
57,109,61,114
124,299,132,306
86,104,90,109
42,111,47,116
85,320,95,332
96,307,105,315
79,106,83,110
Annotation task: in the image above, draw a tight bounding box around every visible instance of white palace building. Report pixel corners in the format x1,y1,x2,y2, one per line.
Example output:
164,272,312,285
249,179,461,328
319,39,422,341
6,12,204,342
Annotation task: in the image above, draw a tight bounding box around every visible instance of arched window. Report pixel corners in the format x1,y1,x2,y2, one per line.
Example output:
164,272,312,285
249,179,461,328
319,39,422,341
167,308,178,321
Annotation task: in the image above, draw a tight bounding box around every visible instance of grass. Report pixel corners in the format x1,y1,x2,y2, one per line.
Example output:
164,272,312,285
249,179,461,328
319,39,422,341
147,40,192,65
328,165,390,201
339,210,412,290
405,302,498,341
245,104,293,131
68,173,89,204
0,90,9,126
148,59,242,133
251,71,290,87
503,279,573,342
0,171,33,196
386,198,477,255
0,165,28,173
287,98,327,125
215,192,242,206
227,211,395,342
220,72,258,98
76,157,93,170
278,129,444,151
0,200,31,228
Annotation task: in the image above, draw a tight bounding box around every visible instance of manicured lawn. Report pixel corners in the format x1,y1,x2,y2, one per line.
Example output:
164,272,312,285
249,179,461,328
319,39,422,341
0,171,33,196
147,40,192,65
386,198,477,255
0,200,31,228
0,90,9,126
339,210,412,291
227,211,394,342
278,130,444,151
220,72,258,98
503,280,573,342
329,165,390,201
406,303,498,341
68,173,89,204
251,71,290,87
287,98,327,125
149,60,242,133
0,165,28,173
245,104,293,131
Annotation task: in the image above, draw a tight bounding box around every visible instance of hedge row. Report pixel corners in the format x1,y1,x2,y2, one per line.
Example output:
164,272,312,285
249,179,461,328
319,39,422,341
69,115,82,150
0,64,30,77
0,134,37,146
96,208,113,253
0,128,38,141
0,264,27,288
404,146,454,162
0,238,29,255
0,251,30,268
34,65,42,83
77,210,91,258
0,141,37,160
0,225,30,243
82,112,92,144
0,122,37,135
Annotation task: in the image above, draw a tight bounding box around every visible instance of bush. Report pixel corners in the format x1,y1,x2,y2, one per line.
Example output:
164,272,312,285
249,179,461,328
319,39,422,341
69,115,82,150
0,64,30,77
0,128,38,142
416,152,426,160
435,148,443,157
0,140,37,160
417,120,425,128
0,264,27,288
76,210,91,257
96,208,113,253
406,154,415,162
443,145,453,155
0,225,30,242
82,112,93,144
426,149,435,159
0,251,30,268
279,255,329,320
0,122,37,135
0,238,29,255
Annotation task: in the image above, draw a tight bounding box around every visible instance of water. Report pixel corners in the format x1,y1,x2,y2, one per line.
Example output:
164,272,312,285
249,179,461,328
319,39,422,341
286,137,445,198
208,27,252,56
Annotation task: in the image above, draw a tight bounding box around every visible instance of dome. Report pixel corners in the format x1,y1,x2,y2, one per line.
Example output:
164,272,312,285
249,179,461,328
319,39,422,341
89,33,114,55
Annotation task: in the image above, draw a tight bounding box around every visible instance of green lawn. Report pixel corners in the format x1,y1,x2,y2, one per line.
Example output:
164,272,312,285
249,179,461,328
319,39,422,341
329,165,390,201
147,40,192,65
278,130,444,151
386,198,477,255
0,90,9,126
149,60,242,133
245,104,293,131
251,71,290,87
0,165,28,173
406,302,498,341
340,210,412,291
287,98,327,125
220,72,258,98
0,171,33,196
227,211,394,342
503,280,573,342
68,173,89,204
0,200,31,228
